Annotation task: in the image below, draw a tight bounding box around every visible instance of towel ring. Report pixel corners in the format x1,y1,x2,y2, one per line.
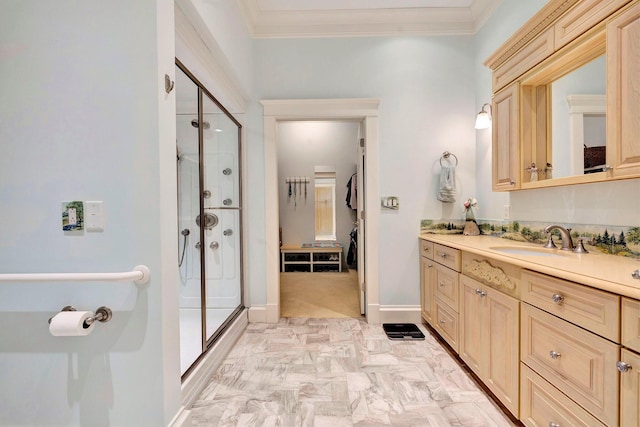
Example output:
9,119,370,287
440,151,458,167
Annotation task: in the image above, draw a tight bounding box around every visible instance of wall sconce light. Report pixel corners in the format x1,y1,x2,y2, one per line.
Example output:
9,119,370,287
475,103,492,129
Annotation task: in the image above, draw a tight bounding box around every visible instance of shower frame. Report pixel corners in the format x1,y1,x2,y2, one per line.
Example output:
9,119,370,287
176,59,244,380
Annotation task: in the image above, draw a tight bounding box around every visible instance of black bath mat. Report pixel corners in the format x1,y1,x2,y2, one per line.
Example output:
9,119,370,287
382,323,425,340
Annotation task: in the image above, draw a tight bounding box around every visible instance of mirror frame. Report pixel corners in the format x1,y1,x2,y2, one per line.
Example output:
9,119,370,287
519,26,606,189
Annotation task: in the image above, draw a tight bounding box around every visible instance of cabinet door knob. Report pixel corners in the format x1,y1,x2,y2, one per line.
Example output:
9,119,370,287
551,294,564,304
632,269,640,280
549,350,561,360
617,361,633,373
439,252,447,258
439,319,446,324
423,245,430,252
439,282,445,287
427,264,433,268
549,423,560,427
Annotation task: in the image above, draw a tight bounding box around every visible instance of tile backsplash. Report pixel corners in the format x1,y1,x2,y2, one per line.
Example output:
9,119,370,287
420,218,640,259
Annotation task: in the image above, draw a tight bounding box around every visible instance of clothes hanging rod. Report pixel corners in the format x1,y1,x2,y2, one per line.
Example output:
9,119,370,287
0,265,150,285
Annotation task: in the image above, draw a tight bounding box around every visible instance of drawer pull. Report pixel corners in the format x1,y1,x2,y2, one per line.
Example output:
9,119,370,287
551,294,564,304
617,361,633,373
427,264,433,269
632,269,640,280
475,288,487,297
439,252,447,259
439,319,446,325
423,245,430,252
549,350,562,360
549,423,560,427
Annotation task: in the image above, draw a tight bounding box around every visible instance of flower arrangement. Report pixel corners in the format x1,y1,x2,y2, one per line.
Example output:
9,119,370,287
463,197,478,221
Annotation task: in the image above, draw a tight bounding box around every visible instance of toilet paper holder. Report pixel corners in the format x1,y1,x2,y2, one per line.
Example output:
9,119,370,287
48,305,113,327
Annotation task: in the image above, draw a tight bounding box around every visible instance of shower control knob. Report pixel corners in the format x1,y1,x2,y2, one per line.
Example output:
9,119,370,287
203,190,211,199
223,168,232,175
195,242,201,250
223,229,233,236
223,198,232,206
210,242,219,250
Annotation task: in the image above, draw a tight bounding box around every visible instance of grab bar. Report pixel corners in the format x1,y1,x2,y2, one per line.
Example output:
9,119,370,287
0,265,150,285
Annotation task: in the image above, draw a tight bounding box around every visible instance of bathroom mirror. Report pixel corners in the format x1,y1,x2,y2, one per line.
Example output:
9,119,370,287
519,29,607,189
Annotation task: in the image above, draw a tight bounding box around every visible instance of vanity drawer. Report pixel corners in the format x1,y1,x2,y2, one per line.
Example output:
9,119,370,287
520,363,607,427
433,263,459,311
433,243,461,272
434,298,458,352
420,239,434,260
622,297,640,353
521,303,619,426
521,270,620,342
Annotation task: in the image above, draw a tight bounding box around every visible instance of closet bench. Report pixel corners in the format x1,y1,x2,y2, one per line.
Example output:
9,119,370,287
280,244,342,273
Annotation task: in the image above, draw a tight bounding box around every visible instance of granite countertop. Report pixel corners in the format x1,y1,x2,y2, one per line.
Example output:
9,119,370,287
419,233,640,300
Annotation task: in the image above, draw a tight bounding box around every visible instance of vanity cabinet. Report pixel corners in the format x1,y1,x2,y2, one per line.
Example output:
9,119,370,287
419,235,640,426
486,0,639,190
606,1,640,179
492,83,520,191
620,298,640,426
459,275,520,416
420,240,435,323
521,303,620,426
420,240,461,351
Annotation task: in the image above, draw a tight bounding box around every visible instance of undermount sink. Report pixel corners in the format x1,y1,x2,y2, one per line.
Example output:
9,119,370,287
489,246,565,257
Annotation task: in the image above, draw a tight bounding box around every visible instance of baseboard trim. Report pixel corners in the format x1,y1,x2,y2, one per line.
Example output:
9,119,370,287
378,305,421,324
168,406,192,427
181,309,248,408
248,304,279,323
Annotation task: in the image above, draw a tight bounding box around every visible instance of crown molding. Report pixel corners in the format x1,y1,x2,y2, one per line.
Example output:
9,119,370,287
238,0,502,38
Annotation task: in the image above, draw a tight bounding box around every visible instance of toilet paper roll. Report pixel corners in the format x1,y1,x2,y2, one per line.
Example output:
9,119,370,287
49,311,95,336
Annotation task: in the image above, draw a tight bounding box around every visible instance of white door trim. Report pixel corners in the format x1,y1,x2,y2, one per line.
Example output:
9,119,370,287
261,98,380,324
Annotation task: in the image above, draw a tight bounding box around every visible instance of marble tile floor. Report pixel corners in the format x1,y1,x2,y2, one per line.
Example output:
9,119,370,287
190,318,518,426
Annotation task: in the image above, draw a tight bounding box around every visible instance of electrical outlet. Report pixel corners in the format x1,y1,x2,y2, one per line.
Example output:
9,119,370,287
503,204,510,219
62,201,84,232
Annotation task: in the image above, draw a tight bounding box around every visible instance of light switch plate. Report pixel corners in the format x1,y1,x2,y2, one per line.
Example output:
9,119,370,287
85,201,104,232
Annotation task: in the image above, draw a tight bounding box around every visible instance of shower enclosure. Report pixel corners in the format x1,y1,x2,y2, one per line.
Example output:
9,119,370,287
175,61,243,377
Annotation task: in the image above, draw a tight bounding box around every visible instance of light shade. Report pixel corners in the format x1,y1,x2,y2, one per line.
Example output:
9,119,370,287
475,103,492,129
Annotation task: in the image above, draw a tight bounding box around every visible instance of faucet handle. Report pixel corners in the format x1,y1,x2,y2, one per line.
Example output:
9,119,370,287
573,238,589,254
543,234,557,249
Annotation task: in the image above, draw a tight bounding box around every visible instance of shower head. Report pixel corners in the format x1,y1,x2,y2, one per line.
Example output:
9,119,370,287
191,119,210,129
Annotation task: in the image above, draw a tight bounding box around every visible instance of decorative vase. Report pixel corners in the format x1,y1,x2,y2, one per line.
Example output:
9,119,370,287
463,208,480,236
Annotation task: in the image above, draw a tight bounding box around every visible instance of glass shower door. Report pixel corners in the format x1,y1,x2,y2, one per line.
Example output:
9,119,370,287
175,61,244,378
201,94,242,341
175,65,203,375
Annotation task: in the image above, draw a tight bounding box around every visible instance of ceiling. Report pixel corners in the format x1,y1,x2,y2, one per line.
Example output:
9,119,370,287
237,0,502,38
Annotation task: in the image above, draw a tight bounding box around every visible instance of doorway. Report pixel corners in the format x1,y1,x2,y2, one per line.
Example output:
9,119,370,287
261,99,380,324
277,120,361,318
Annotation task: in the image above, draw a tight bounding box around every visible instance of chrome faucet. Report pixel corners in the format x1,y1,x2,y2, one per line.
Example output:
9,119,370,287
543,225,574,251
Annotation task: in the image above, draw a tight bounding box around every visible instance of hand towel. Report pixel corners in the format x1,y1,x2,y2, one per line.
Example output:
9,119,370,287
437,165,457,203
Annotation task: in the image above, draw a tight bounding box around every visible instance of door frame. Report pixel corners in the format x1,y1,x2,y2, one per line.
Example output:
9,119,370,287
261,98,380,323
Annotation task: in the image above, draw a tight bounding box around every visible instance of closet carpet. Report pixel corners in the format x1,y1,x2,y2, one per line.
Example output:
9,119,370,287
280,271,361,318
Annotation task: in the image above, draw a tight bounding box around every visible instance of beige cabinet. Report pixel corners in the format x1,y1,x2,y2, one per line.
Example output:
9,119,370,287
521,303,620,426
492,82,520,191
420,240,461,351
460,275,520,417
420,256,434,324
607,1,640,178
619,348,640,426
